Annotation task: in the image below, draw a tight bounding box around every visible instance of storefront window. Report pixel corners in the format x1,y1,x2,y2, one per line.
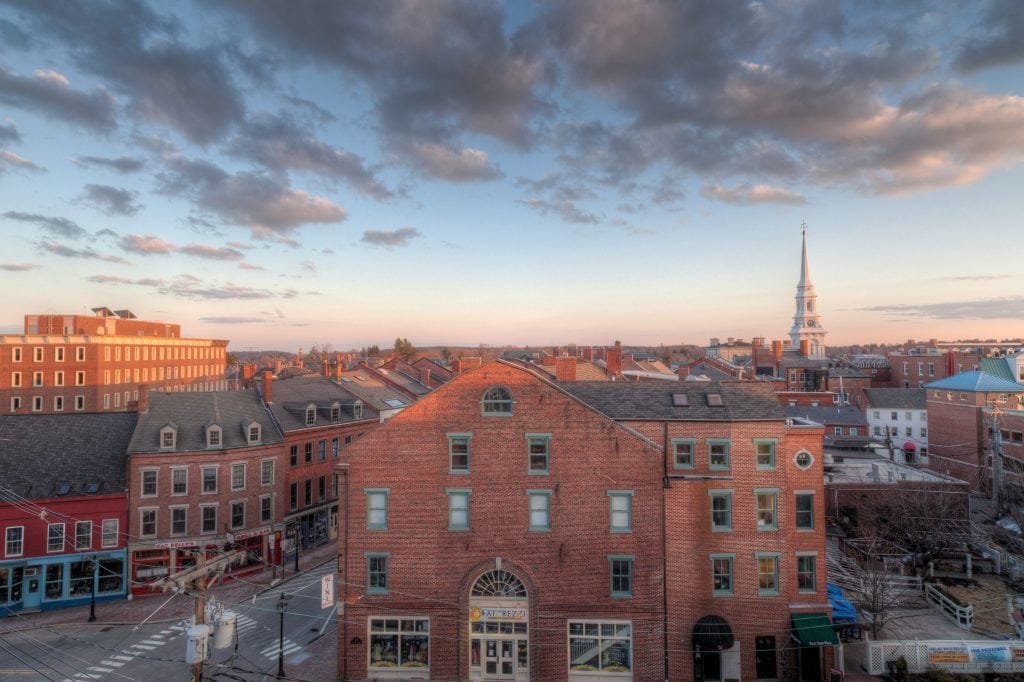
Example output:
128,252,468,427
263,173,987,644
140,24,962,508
45,564,63,600
568,621,631,674
98,558,124,593
369,618,429,670
69,561,93,597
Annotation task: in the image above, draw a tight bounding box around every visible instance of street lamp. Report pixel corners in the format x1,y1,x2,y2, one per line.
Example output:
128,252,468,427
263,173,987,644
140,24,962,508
276,592,291,678
87,555,97,623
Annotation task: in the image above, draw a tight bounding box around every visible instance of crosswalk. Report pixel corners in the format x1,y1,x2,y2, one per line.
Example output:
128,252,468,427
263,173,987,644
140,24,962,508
60,626,175,681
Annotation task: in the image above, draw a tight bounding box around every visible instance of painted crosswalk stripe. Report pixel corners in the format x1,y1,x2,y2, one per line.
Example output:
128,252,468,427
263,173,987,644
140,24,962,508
113,655,134,661
88,666,113,673
100,660,124,667
141,639,166,645
132,644,155,650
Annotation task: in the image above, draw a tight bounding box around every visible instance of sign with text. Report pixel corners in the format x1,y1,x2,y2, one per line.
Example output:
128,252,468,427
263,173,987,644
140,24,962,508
321,574,334,609
470,607,528,622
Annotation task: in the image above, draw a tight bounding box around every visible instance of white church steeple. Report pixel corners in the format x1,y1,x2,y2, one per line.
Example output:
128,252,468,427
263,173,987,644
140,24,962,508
789,224,827,357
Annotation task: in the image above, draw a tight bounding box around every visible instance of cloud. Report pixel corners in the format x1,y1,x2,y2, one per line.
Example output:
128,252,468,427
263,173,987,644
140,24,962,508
73,155,145,173
38,241,128,263
157,156,346,235
360,227,422,249
406,142,501,181
860,297,1024,320
955,0,1024,72
700,183,807,205
518,198,600,224
0,149,43,172
228,111,396,199
6,1,246,144
300,260,317,272
162,278,275,300
81,184,142,215
0,263,39,271
3,211,87,239
238,262,265,271
0,65,116,131
937,274,1014,282
179,243,245,261
87,274,165,286
0,120,20,143
199,316,266,324
119,234,177,254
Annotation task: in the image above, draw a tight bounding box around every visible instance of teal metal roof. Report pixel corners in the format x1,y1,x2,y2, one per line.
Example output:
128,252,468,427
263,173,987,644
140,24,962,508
980,357,1016,382
923,370,1023,392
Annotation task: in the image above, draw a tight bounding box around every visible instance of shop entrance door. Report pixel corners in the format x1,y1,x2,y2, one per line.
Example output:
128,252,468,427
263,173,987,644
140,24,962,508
22,567,41,610
482,638,519,679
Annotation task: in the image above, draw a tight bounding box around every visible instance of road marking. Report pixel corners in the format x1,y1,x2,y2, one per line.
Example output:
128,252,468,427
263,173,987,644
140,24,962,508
140,639,166,646
89,666,113,673
100,660,124,667
259,638,302,658
131,644,155,651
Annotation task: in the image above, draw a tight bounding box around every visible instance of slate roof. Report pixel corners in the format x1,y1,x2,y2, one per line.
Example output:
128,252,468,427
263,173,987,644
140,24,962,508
375,367,431,396
0,412,136,499
863,388,926,410
784,405,868,426
264,374,378,432
560,381,784,421
923,370,1023,393
339,368,413,412
128,390,283,454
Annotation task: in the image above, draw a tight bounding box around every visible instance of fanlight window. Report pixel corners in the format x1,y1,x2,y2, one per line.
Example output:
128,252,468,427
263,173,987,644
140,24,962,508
471,569,526,598
482,387,513,415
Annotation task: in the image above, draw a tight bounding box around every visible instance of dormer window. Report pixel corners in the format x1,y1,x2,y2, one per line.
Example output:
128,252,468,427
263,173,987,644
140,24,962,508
482,387,513,415
207,425,222,447
330,403,341,423
353,400,362,420
248,422,261,444
160,424,177,449
305,404,316,426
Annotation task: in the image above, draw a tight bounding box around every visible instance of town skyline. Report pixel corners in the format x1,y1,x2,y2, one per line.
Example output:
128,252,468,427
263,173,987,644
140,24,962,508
2,1,1024,348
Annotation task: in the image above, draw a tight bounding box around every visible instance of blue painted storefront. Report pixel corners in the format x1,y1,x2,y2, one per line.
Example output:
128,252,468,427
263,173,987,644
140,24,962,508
0,550,127,615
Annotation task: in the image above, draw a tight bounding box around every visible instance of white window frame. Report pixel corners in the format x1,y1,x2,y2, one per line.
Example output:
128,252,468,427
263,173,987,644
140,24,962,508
47,522,65,553
75,520,93,549
6,526,25,557
101,519,118,547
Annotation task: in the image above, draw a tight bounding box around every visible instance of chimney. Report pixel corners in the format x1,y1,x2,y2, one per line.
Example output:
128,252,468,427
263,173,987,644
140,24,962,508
752,337,764,349
541,357,557,367
137,384,150,414
800,339,810,357
262,372,273,404
453,357,483,374
677,365,691,379
607,341,623,377
581,347,594,362
335,356,344,381
242,363,256,381
555,357,576,381
275,359,284,374
772,340,783,363
420,367,432,386
323,360,330,378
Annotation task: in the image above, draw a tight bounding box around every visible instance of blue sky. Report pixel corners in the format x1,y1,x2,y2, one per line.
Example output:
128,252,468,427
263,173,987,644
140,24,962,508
1,0,1024,350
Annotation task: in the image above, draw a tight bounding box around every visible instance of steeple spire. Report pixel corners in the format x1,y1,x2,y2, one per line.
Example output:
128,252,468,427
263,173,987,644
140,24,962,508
789,223,827,357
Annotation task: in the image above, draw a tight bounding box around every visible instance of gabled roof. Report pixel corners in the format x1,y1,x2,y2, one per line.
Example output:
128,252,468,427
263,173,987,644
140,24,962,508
863,388,926,410
0,413,136,499
560,381,785,421
340,367,414,412
128,390,282,454
980,357,1016,383
784,405,868,426
265,374,378,431
923,370,1023,393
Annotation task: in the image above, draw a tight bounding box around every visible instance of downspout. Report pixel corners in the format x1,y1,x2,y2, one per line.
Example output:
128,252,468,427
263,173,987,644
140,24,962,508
339,462,350,681
662,419,670,681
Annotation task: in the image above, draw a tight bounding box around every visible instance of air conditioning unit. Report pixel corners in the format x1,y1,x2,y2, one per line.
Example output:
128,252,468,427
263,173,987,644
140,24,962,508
24,567,39,577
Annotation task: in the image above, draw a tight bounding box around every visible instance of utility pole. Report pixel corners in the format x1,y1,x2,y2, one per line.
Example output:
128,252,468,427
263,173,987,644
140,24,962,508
152,549,245,682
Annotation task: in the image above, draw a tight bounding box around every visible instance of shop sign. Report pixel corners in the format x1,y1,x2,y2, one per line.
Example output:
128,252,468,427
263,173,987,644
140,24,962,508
470,607,528,622
155,540,198,549
233,526,271,541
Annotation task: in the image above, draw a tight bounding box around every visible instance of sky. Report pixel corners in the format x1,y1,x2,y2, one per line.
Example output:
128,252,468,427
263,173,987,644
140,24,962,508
1,0,1024,351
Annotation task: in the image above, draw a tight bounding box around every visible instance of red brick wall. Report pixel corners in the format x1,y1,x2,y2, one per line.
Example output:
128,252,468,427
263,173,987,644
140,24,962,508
926,392,988,490
339,362,665,680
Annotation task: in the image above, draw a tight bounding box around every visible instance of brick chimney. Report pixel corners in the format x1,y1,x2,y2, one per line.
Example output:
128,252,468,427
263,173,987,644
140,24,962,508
677,365,691,379
137,384,150,413
607,341,623,377
799,339,810,357
334,356,344,381
772,340,783,363
242,363,256,381
581,347,593,362
453,357,483,374
555,357,576,381
419,367,432,386
541,357,557,367
262,372,273,403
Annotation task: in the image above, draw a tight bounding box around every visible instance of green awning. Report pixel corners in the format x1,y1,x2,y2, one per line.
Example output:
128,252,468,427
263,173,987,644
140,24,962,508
791,613,839,647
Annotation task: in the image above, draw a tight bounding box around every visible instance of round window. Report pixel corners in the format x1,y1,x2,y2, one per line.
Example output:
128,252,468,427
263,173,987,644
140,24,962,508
793,450,813,470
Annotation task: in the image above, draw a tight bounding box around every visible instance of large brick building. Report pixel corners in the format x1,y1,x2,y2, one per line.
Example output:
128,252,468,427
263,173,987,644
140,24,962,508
1,307,228,415
338,360,833,681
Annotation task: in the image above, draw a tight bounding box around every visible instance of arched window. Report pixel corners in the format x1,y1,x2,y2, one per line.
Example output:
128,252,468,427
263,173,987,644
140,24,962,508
472,569,526,598
481,387,513,415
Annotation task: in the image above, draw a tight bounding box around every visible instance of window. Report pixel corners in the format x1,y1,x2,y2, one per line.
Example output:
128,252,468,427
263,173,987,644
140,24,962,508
754,439,775,469
797,553,817,592
332,438,339,458
202,466,217,493
872,410,880,419
32,396,43,412
141,469,157,497
10,396,21,411
290,482,298,511
449,433,471,473
170,468,187,495
366,552,389,594
207,426,221,447
47,523,65,552
201,506,217,534
248,424,260,443
33,346,43,362
171,508,187,536
33,371,43,387
527,434,550,473
231,501,244,529
709,490,732,532
568,622,631,675
304,442,313,463
305,406,316,425
527,490,551,531
231,463,245,491
10,372,20,387
261,495,272,523
304,479,312,506
481,386,513,415
757,553,779,595
139,511,156,538
711,554,734,596
608,491,633,533
793,449,813,470
319,475,326,500
75,371,84,386
795,492,815,530
289,444,298,466
609,555,633,597
54,396,63,412
54,371,64,386
5,527,23,556
447,488,470,530
330,405,340,422
369,618,430,670
319,440,326,461
755,490,778,531
833,426,842,436
76,346,85,362
708,439,730,470
363,488,390,530
11,347,21,362
921,427,928,438
160,426,176,449
261,459,274,486
672,438,695,469
101,519,118,547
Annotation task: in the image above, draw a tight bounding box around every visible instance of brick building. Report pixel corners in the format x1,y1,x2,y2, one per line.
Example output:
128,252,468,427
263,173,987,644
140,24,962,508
1,307,228,415
338,360,833,681
887,342,980,389
1,412,134,613
125,388,284,594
